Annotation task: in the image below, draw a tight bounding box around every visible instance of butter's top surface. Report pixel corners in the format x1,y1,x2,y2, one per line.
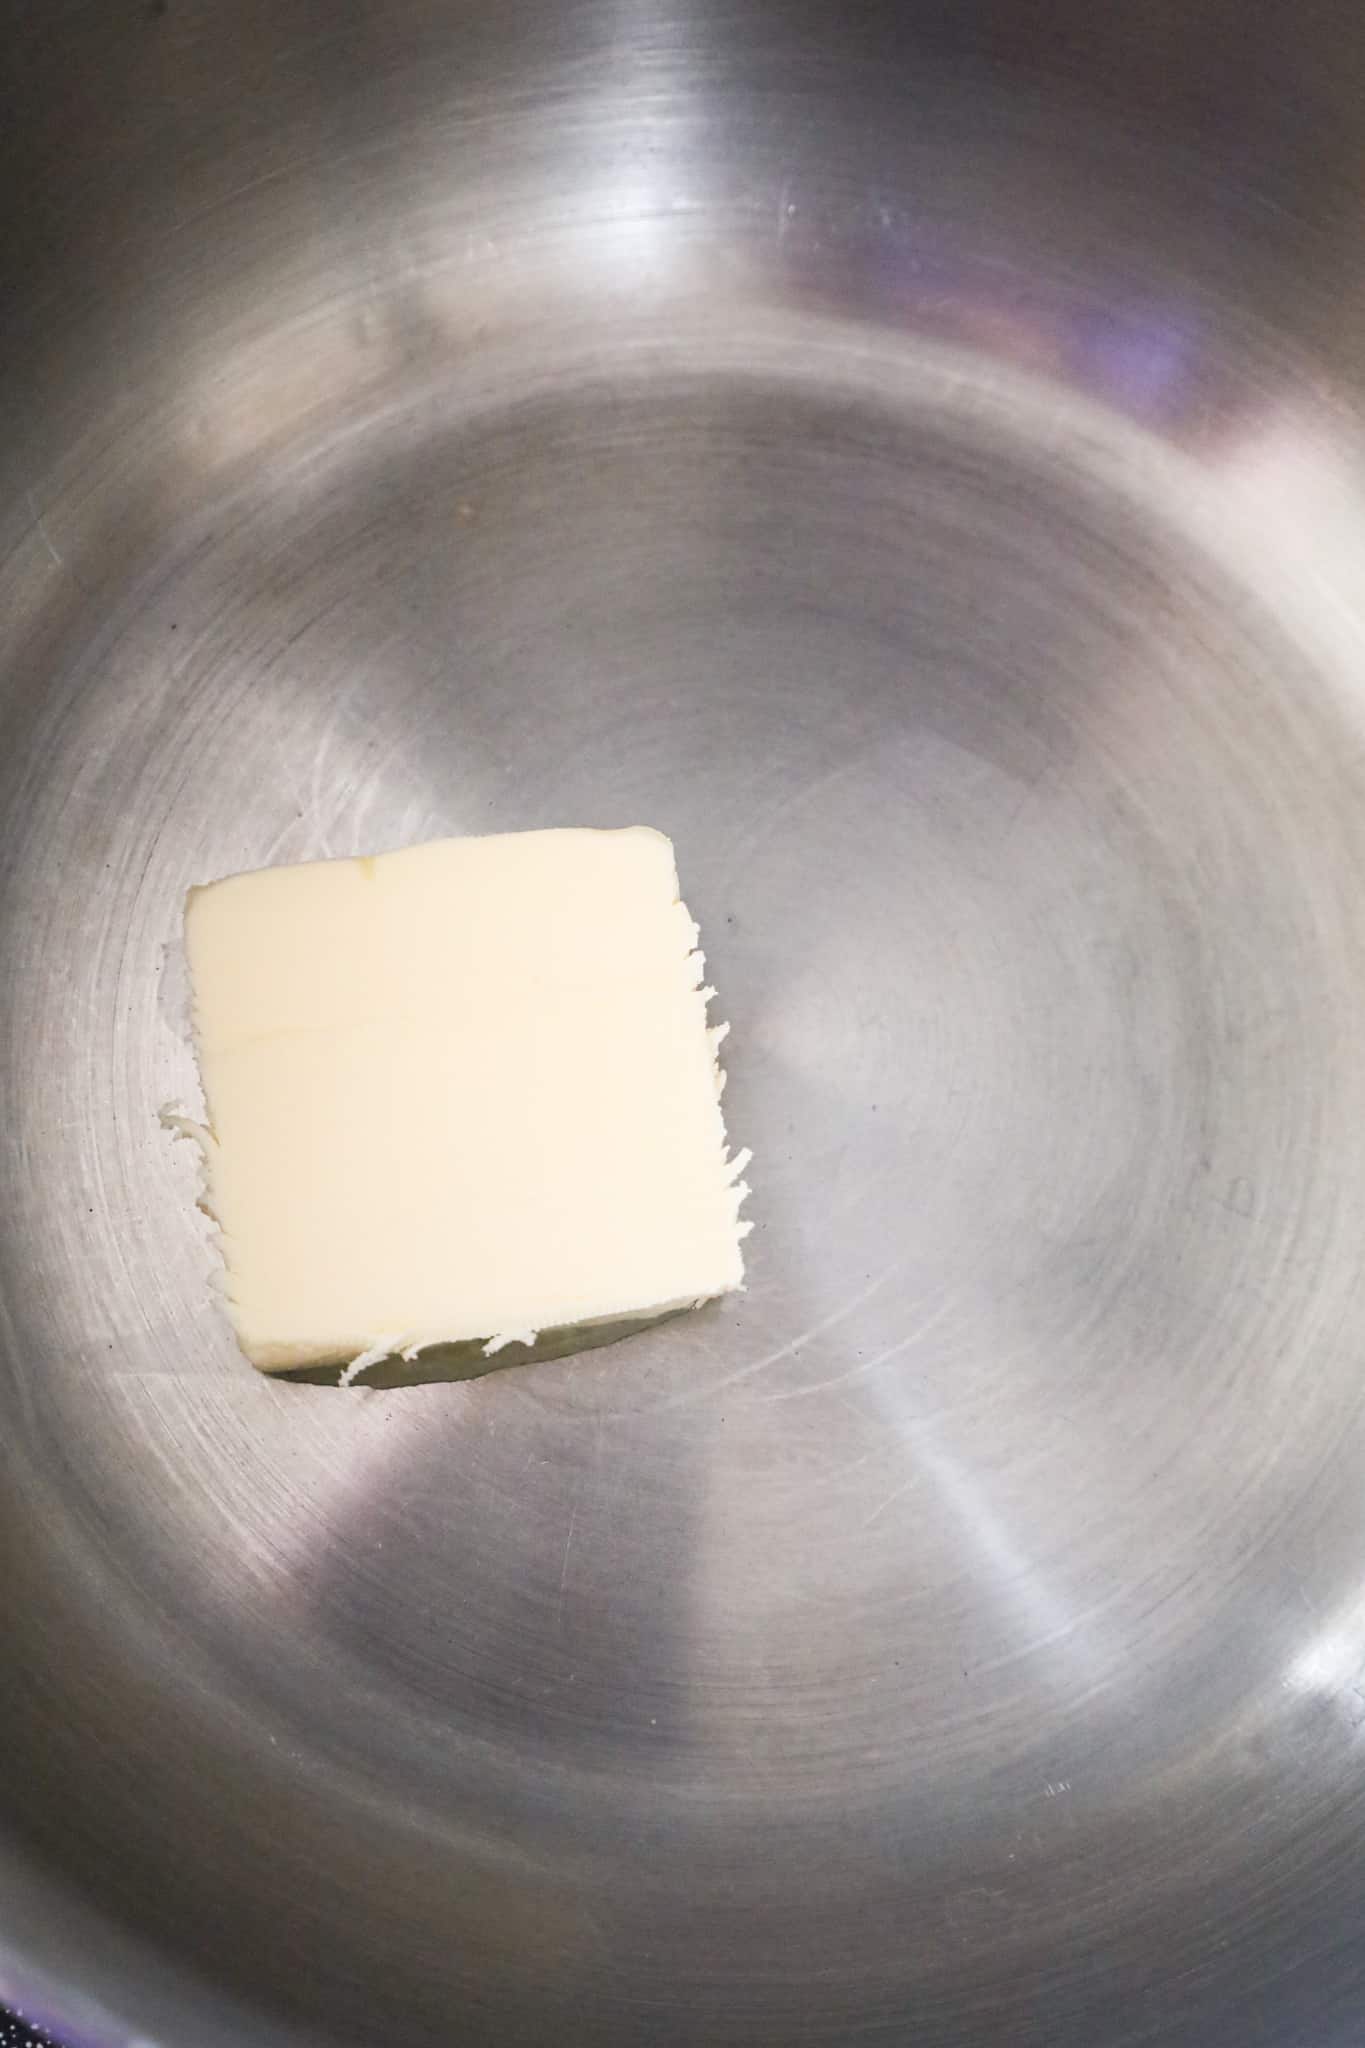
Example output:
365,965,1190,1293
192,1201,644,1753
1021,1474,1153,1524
185,827,749,1371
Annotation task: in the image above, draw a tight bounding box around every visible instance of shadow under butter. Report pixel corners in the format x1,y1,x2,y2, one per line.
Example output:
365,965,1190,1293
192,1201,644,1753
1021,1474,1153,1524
275,1305,695,1388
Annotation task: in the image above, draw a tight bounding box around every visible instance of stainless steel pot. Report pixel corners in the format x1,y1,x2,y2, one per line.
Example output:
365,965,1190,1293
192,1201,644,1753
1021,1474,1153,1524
7,4,1365,2043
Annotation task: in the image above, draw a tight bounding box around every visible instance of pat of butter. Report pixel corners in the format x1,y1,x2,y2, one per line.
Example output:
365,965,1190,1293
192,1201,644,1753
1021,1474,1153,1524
183,827,750,1381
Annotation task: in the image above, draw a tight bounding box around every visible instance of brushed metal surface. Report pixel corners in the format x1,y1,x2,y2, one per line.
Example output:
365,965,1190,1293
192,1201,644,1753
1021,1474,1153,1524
7,4,1365,2044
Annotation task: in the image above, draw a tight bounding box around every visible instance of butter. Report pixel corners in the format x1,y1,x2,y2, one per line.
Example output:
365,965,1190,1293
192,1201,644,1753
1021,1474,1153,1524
183,828,750,1382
